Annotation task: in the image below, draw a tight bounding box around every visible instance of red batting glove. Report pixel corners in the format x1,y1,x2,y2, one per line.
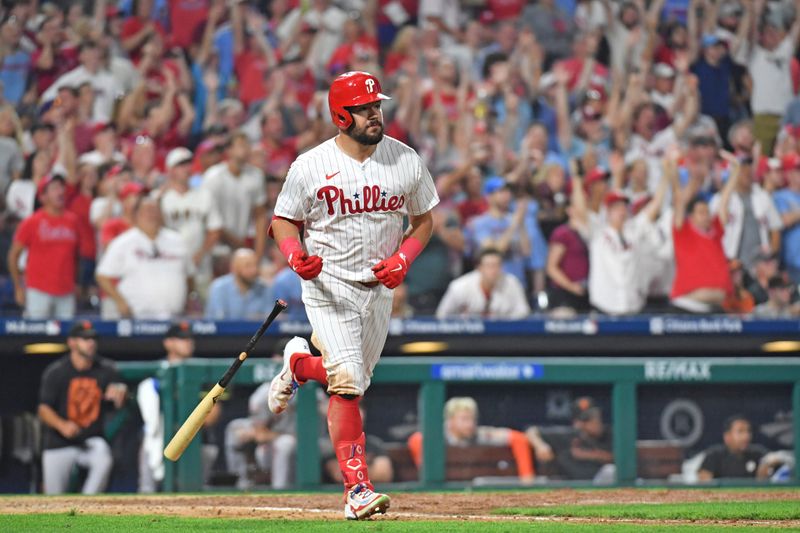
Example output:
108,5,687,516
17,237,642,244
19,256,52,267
280,237,322,280
371,252,408,289
289,251,323,280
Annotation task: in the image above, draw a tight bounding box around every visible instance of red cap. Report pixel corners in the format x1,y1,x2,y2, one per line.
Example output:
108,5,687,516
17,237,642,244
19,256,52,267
91,122,113,136
479,10,496,24
195,139,222,157
604,191,630,207
782,153,800,171
328,71,391,129
104,164,127,180
36,174,65,198
586,84,607,101
584,167,610,187
119,182,145,200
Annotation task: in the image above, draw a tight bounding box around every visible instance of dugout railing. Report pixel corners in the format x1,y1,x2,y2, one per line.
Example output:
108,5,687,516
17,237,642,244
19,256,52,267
117,357,800,492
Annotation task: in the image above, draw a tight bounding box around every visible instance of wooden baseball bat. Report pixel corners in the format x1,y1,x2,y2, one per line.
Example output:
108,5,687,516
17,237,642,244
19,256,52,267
164,299,288,461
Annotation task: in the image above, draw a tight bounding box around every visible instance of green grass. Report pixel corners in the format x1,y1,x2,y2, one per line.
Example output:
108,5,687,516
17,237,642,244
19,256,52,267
0,514,796,533
496,500,800,521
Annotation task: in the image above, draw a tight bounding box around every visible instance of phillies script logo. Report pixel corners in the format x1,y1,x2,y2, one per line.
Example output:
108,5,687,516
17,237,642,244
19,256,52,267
317,185,405,216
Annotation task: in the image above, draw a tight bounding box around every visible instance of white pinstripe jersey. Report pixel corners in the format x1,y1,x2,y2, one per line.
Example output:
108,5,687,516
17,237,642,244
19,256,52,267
274,135,439,282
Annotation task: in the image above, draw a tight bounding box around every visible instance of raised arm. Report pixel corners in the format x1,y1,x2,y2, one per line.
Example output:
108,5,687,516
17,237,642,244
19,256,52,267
667,152,687,228
570,161,589,229
641,161,670,222
672,74,699,138
730,0,753,58
231,0,246,56
553,66,573,151
196,3,224,67
56,118,78,186
717,150,741,226
687,0,701,64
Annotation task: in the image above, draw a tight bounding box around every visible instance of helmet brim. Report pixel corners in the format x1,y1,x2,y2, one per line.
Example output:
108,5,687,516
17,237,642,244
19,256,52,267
344,93,392,109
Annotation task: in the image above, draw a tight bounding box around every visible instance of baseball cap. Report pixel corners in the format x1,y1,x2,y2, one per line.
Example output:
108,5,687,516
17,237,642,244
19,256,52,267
165,321,194,339
31,121,55,134
68,320,98,339
702,34,722,48
195,138,223,157
585,85,606,102
166,147,194,170
584,167,610,187
119,181,145,200
91,122,114,136
572,397,602,421
653,63,676,78
36,174,65,198
479,10,496,25
104,164,129,180
604,190,629,207
483,176,508,195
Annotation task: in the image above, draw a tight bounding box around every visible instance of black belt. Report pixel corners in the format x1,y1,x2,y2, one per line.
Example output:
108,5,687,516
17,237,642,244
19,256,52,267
359,281,380,288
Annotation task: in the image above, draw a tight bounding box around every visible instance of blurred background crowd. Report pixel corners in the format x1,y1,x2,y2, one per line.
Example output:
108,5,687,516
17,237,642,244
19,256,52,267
3,0,800,320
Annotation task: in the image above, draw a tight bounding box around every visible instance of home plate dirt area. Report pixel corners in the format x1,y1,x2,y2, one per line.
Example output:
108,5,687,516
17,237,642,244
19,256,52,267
2,489,800,526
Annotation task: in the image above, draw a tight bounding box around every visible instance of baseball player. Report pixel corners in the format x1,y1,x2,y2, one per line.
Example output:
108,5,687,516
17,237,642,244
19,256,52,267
267,71,439,519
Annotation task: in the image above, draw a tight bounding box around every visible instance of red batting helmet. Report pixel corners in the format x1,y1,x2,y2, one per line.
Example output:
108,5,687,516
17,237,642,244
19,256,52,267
328,71,391,129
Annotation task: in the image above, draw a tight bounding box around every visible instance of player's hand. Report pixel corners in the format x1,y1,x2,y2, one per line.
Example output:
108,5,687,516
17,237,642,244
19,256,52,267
59,420,81,439
289,250,323,280
104,383,128,409
371,252,408,289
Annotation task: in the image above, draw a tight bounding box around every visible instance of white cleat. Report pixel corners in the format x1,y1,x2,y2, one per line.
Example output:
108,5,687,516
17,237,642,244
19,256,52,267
268,336,310,414
344,483,391,520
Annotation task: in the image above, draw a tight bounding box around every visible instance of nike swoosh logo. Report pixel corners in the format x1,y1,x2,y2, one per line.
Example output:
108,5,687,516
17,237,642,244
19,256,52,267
325,171,340,180
390,265,403,272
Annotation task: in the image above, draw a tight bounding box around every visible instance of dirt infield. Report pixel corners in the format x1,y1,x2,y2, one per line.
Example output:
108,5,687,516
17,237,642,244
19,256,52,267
2,489,800,526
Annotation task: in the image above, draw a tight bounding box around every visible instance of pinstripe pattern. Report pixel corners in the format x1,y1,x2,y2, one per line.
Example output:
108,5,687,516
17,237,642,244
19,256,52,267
274,135,439,395
304,271,392,395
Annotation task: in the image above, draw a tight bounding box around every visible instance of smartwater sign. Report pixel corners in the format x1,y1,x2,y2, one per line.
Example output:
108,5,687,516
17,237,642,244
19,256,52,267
432,363,543,381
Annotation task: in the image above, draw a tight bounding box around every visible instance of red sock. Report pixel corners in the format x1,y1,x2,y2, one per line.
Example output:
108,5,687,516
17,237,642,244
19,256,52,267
290,353,328,386
328,395,370,490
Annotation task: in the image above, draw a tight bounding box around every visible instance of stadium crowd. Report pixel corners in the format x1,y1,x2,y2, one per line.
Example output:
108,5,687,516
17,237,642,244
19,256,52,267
3,0,800,319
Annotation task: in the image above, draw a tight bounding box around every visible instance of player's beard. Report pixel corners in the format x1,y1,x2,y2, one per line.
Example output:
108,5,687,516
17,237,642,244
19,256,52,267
347,119,384,145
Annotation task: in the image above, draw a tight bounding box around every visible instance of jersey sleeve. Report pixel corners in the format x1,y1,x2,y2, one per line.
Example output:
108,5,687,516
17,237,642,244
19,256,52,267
406,156,440,216
204,190,224,231
764,195,784,230
38,363,60,408
13,215,34,247
274,160,311,221
699,447,721,476
96,236,126,279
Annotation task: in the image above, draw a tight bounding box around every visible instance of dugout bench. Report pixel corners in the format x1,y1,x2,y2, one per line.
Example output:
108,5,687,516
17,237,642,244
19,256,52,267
117,357,800,492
